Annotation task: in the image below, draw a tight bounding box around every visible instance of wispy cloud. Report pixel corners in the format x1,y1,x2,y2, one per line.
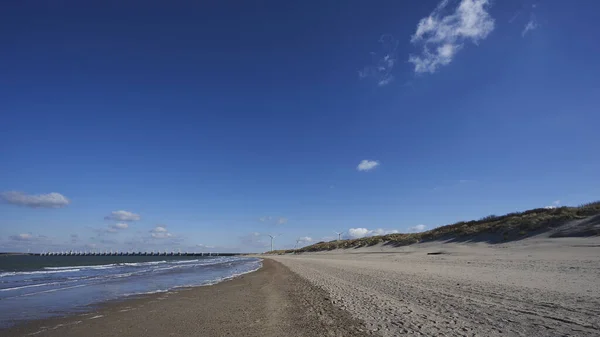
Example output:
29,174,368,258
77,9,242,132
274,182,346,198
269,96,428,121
359,34,399,86
297,236,313,243
357,160,380,172
150,226,173,239
509,11,521,23
458,179,476,183
544,200,560,209
347,228,399,239
409,0,495,73
1,191,70,208
111,223,129,230
104,222,129,233
9,233,51,243
104,210,141,222
239,232,269,249
522,16,538,37
408,224,427,233
10,233,34,241
259,216,288,225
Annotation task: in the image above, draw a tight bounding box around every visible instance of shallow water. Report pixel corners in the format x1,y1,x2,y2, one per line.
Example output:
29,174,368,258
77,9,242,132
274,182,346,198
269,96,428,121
0,255,261,328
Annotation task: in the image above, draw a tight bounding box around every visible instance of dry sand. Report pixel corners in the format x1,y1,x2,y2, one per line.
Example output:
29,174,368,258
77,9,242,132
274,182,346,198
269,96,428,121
2,259,372,337
272,236,600,336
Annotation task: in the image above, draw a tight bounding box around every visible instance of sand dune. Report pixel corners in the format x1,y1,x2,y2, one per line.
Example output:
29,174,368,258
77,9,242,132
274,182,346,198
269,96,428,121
272,237,600,336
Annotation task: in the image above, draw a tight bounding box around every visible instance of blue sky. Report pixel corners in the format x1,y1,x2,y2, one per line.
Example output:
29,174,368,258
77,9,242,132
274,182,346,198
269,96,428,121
1,0,599,253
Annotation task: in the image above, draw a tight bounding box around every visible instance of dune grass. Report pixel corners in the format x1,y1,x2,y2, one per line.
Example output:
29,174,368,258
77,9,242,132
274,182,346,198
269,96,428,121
266,201,600,254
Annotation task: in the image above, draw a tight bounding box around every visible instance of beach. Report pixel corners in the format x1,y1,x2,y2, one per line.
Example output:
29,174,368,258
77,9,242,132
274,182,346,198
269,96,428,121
3,237,600,337
272,237,600,336
2,259,371,337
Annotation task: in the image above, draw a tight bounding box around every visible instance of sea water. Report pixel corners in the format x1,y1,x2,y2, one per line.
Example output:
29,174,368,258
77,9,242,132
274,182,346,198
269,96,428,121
0,255,261,328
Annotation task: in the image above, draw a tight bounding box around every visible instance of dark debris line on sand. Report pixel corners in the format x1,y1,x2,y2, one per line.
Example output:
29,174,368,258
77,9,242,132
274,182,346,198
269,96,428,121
3,259,374,337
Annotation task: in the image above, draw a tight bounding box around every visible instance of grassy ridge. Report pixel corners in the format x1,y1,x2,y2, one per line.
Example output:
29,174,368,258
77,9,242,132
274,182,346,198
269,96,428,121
268,201,600,254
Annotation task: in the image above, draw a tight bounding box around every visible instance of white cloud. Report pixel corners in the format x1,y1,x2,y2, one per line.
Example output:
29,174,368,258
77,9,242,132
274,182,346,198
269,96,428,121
348,228,370,238
104,210,141,221
150,226,173,239
544,200,560,209
298,236,313,243
151,232,173,239
409,0,495,73
357,160,380,172
347,228,399,239
522,17,538,37
111,223,129,230
1,191,70,208
151,226,167,233
197,244,215,249
359,34,398,86
10,233,34,241
408,224,427,232
277,217,288,225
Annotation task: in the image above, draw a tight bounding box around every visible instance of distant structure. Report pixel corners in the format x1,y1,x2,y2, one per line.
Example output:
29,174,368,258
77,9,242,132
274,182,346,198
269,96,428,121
37,251,239,257
266,234,282,252
334,231,343,241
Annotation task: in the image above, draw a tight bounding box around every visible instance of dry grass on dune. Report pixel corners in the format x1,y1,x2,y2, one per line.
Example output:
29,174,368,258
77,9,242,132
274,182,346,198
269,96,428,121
267,201,600,254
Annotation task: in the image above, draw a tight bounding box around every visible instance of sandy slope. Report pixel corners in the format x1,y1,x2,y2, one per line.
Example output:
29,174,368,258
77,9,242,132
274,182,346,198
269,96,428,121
272,237,600,336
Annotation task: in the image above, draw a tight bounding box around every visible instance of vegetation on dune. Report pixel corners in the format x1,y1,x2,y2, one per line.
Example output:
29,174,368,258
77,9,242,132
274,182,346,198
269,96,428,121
265,201,600,255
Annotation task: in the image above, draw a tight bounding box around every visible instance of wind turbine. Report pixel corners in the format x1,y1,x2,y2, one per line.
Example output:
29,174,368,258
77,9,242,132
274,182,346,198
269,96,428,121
294,237,303,249
334,231,343,241
266,234,282,252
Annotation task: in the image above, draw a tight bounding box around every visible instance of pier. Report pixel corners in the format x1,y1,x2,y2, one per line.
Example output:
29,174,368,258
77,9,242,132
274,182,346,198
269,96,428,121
34,251,240,257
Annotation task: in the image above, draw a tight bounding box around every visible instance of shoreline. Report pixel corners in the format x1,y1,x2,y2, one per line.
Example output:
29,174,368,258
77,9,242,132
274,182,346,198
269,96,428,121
2,259,372,337
0,256,263,329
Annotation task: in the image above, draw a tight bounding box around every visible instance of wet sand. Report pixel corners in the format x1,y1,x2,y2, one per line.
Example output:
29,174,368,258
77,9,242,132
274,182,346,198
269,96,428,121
2,259,372,337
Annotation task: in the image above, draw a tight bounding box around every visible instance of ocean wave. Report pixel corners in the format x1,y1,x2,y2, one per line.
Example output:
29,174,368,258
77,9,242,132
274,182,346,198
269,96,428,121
121,260,166,267
170,259,200,264
0,281,60,292
0,269,81,277
44,260,169,271
2,284,88,300
122,289,170,297
45,264,119,270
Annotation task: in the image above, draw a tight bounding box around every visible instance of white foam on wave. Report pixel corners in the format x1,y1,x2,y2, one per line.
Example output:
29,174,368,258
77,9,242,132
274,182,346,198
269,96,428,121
45,260,168,271
2,284,88,300
0,269,81,277
122,289,170,297
174,259,263,288
0,281,60,292
121,260,167,267
45,264,117,270
170,259,200,264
